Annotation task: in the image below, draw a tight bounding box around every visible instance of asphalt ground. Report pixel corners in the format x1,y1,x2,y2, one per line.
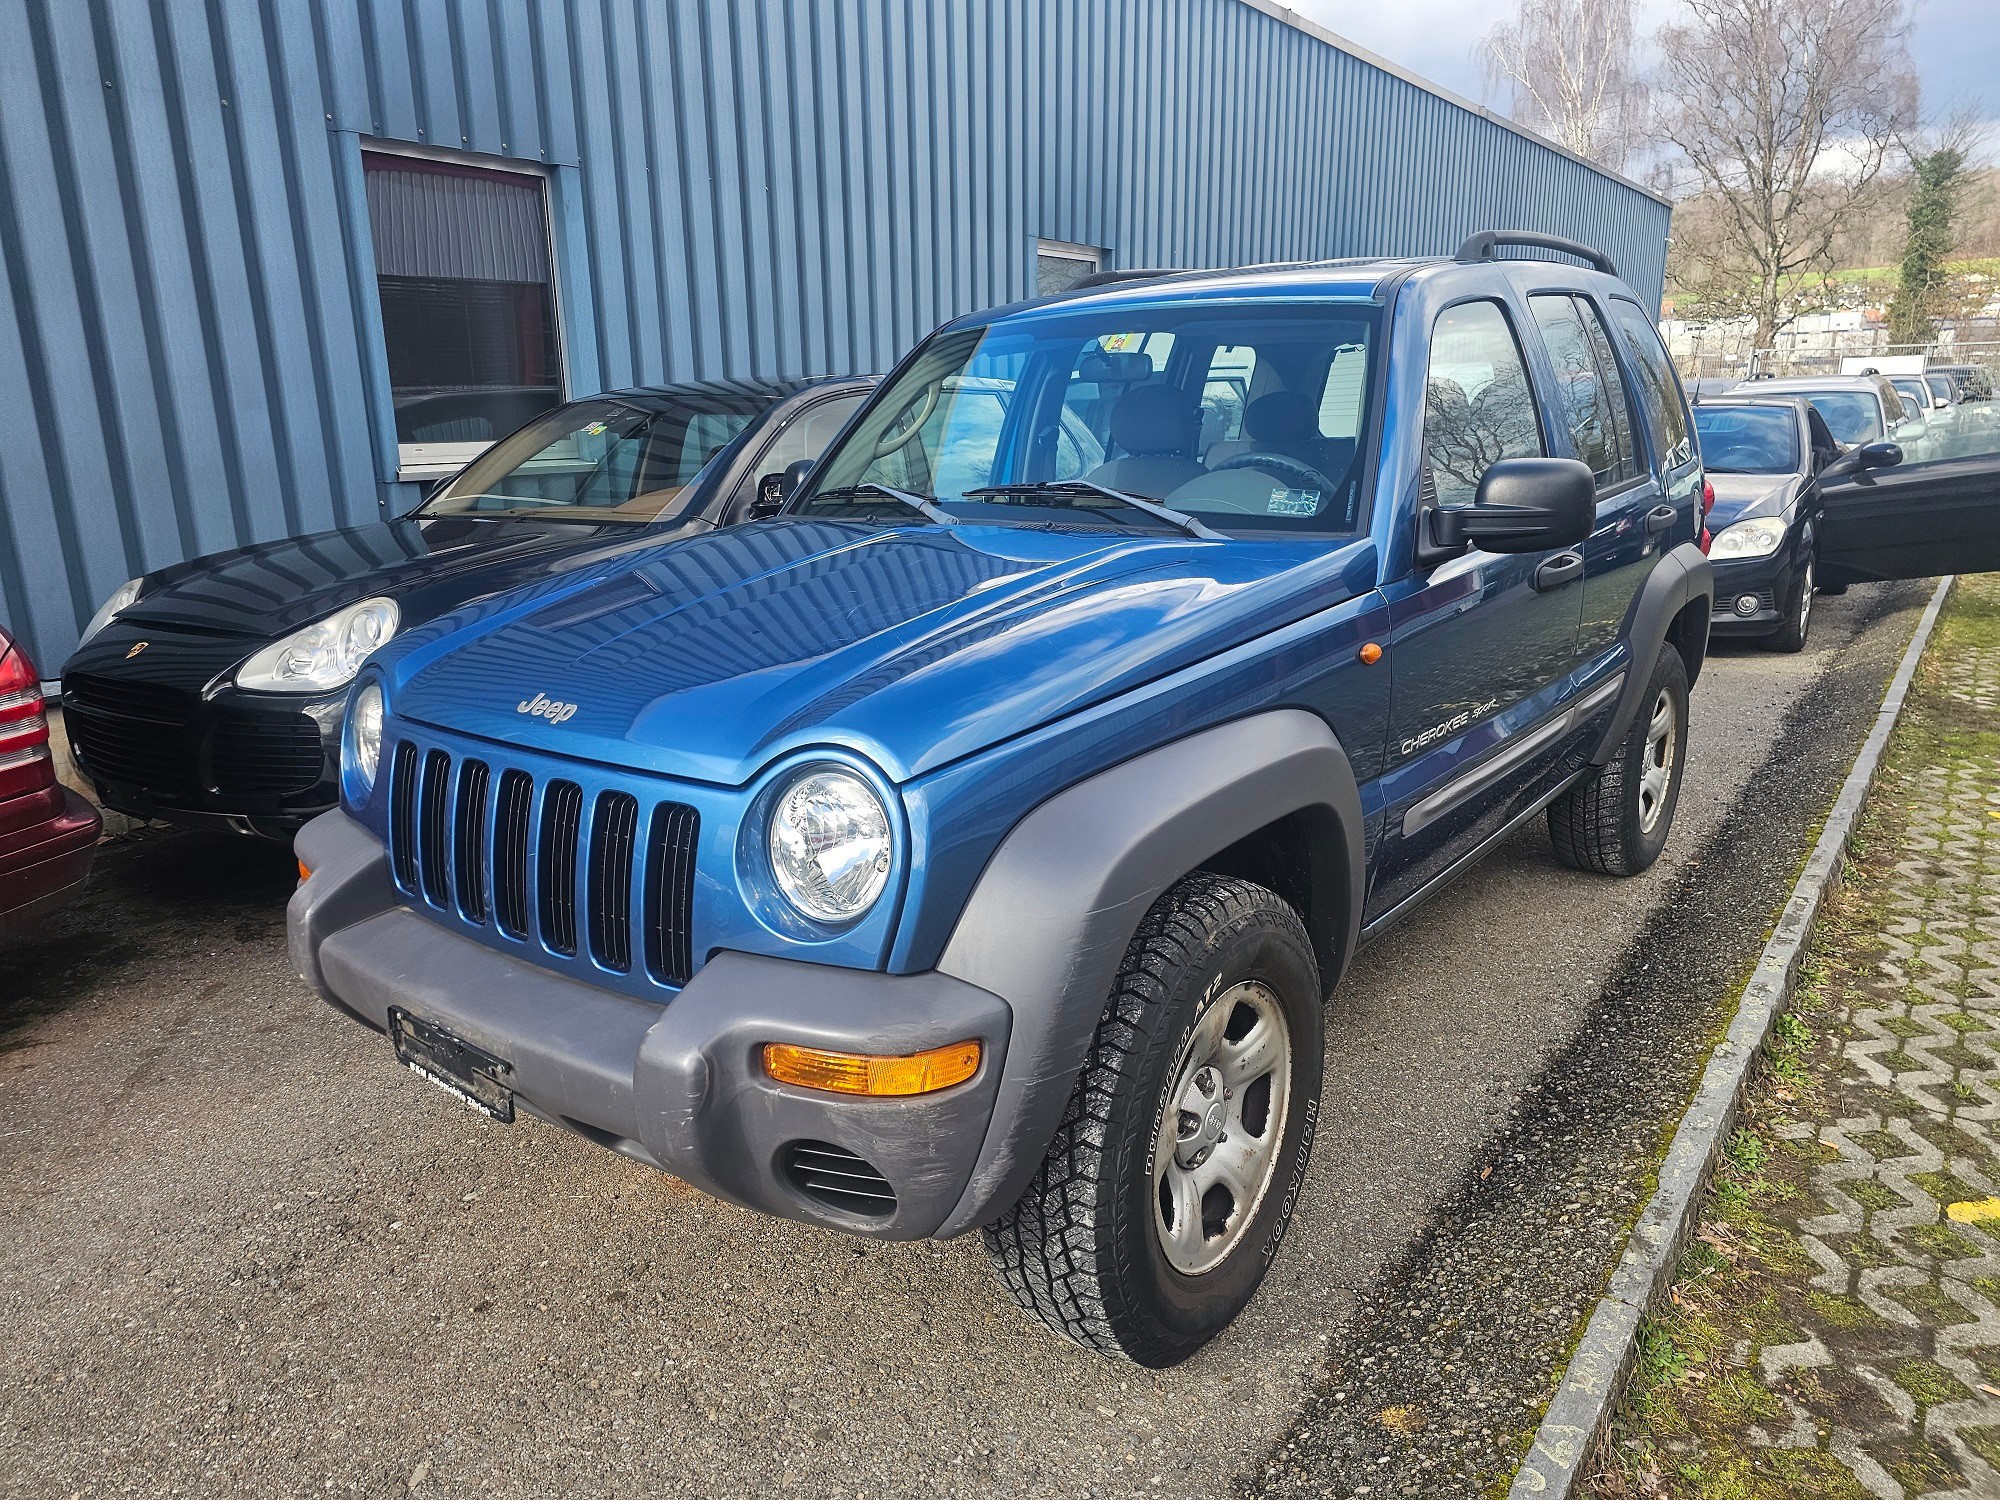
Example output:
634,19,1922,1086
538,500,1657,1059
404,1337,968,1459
0,580,1930,1500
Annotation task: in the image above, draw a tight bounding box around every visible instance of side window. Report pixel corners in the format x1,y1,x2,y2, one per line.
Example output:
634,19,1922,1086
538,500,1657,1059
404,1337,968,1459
749,393,867,483
1422,301,1544,507
1530,294,1640,487
1609,301,1693,470
1317,344,1368,439
1200,344,1260,450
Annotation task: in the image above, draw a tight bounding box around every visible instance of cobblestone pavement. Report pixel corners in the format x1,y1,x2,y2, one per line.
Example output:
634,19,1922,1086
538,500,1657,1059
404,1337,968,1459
1596,575,2000,1499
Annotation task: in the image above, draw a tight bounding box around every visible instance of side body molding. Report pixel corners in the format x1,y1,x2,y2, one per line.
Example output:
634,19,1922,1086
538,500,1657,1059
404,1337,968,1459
931,708,1366,1238
1591,540,1713,766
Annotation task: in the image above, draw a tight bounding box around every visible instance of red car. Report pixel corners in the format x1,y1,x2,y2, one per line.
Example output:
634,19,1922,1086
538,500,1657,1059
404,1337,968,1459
1,625,100,932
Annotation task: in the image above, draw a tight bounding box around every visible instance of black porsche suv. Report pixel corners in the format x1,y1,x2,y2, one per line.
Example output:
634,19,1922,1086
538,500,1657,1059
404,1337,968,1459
62,376,871,838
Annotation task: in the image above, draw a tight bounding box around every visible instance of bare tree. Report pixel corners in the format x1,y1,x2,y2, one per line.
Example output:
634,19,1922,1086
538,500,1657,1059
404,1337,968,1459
1655,0,1918,350
1482,0,1643,172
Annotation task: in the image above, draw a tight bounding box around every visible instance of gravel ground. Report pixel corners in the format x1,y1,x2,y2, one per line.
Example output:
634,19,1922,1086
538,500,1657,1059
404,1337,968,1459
0,582,1928,1499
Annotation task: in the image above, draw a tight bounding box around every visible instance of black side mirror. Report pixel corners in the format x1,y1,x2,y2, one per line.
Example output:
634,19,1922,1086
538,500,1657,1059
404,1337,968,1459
1428,457,1596,554
1821,441,1902,479
749,457,817,519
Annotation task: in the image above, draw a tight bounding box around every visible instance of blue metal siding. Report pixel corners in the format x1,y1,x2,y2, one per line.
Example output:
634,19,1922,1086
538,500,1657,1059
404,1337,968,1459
0,0,1670,669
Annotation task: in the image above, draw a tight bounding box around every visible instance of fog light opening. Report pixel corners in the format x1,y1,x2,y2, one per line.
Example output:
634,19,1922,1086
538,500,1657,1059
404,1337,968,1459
1733,593,1760,617
763,1039,981,1096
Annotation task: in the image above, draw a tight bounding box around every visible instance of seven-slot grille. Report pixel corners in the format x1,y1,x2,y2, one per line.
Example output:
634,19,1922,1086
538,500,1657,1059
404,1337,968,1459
388,741,699,987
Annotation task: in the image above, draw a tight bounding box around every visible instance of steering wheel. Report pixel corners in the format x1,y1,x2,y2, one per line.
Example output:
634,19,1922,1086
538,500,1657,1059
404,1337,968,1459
1209,451,1342,496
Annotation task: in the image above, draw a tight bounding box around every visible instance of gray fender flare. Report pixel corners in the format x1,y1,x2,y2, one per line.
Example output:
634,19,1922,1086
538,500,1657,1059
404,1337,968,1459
930,708,1366,1238
1592,541,1713,766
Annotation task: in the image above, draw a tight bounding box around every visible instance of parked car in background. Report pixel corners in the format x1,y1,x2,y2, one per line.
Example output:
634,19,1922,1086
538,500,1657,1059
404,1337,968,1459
1891,375,1952,441
62,377,873,840
1693,397,1890,651
0,625,100,934
1930,364,1993,402
1729,374,1925,454
295,230,1731,1366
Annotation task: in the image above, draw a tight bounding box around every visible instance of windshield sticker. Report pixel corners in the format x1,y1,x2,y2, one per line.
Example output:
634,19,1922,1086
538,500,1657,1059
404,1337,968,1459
582,421,609,437
1267,488,1320,517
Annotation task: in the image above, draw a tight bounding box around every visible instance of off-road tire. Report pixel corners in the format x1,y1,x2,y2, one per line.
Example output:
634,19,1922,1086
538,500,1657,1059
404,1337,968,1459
1548,642,1690,877
982,872,1323,1367
1766,550,1813,653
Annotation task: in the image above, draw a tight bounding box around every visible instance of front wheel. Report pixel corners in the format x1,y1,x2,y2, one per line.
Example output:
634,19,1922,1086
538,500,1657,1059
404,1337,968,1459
1548,641,1690,877
982,872,1324,1367
1766,551,1814,653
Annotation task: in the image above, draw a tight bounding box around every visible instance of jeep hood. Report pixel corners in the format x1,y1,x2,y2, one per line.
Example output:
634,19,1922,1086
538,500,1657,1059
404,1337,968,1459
382,519,1376,785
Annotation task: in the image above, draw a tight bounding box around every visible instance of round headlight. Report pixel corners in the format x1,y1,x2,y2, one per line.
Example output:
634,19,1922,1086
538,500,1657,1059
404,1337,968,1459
349,682,385,794
237,597,400,693
767,768,893,924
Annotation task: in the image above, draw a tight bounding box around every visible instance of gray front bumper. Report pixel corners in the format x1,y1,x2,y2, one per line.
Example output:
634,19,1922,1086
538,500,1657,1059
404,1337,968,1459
290,811,1011,1240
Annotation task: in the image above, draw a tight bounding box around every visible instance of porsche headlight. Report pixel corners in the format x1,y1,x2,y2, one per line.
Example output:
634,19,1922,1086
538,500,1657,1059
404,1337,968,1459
236,597,400,693
1710,517,1787,560
79,578,142,648
347,681,385,794
767,768,893,924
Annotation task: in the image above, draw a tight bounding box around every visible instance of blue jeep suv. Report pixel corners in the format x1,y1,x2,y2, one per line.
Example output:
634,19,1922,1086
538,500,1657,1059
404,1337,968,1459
290,232,1715,1366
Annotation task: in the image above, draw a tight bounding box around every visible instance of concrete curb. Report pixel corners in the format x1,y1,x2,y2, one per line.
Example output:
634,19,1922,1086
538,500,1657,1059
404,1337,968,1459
1507,575,1957,1498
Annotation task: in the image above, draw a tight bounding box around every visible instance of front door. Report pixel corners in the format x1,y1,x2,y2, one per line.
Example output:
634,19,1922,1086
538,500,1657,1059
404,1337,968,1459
1818,406,2000,582
1370,297,1585,924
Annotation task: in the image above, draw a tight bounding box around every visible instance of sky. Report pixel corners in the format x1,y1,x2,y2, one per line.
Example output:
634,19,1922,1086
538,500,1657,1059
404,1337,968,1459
1283,0,1997,136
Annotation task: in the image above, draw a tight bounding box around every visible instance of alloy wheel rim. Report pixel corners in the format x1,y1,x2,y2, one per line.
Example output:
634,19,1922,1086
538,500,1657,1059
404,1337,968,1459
1638,687,1677,835
1798,561,1813,637
1152,980,1292,1276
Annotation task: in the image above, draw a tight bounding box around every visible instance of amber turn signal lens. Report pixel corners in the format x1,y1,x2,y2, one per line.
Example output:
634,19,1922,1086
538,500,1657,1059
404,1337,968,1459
297,859,312,883
1358,641,1383,665
763,1039,981,1096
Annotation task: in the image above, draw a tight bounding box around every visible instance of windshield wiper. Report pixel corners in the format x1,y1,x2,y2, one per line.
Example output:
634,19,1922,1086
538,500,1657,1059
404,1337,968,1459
961,480,1222,540
809,482,957,526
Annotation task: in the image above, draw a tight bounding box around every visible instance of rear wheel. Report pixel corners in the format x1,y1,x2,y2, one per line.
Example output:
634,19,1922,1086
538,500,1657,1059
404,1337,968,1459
1548,642,1690,877
982,872,1323,1367
1766,551,1814,653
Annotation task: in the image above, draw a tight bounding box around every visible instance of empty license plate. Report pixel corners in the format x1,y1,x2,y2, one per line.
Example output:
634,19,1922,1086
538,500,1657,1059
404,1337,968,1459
388,1008,516,1123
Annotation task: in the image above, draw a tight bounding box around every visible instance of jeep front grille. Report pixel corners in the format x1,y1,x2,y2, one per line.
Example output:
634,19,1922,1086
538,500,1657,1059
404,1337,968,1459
387,741,699,986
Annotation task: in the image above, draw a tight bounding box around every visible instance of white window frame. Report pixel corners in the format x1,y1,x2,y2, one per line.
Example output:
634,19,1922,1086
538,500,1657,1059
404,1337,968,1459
360,138,568,486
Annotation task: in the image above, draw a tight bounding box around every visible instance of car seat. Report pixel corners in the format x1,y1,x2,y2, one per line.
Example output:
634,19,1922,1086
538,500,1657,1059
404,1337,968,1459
1087,385,1208,495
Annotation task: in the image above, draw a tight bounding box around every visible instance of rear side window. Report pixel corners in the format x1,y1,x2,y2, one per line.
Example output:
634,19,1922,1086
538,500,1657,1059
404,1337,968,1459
1530,294,1641,487
1608,301,1694,469
1422,301,1544,507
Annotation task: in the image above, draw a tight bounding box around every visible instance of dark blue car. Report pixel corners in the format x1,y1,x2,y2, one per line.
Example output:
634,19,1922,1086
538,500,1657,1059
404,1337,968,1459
296,232,1989,1365
60,377,872,838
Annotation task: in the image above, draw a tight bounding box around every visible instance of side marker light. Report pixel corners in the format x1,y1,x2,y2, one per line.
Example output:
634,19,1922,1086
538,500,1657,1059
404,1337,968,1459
763,1039,981,1096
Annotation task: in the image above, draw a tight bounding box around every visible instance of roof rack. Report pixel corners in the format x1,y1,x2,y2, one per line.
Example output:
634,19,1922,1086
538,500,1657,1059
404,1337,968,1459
1453,230,1617,278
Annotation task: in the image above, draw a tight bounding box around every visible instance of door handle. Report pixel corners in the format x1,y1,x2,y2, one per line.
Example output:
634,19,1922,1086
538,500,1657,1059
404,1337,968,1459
1533,551,1584,591
1645,504,1677,536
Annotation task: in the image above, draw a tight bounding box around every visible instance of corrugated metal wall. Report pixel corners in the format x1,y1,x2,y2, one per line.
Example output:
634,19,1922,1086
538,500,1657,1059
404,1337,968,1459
0,0,1671,668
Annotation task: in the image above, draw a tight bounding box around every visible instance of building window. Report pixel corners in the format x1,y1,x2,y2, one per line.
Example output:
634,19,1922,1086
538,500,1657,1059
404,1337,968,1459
1036,238,1105,297
363,151,564,481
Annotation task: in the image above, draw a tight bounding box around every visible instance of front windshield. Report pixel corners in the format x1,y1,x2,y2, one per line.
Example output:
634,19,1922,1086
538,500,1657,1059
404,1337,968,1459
1693,406,1799,474
1799,391,1884,446
795,302,1380,536
1893,379,1928,413
1926,374,1954,403
423,396,765,522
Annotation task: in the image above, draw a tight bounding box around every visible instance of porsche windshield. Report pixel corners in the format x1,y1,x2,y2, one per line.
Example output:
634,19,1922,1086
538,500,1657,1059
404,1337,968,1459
423,396,765,522
796,303,1381,536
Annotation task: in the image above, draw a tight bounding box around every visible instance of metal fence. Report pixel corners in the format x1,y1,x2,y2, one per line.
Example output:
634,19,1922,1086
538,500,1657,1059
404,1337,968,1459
1671,323,2000,384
